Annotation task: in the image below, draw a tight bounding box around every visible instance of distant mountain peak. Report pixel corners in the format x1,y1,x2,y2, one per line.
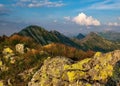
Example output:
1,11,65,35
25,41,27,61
76,33,85,40
17,25,120,52
22,25,46,31
98,31,120,42
73,32,120,52
18,25,81,48
26,25,43,28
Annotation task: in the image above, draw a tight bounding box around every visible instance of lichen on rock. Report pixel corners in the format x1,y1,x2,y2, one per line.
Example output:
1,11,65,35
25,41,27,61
28,56,72,86
0,81,3,86
28,50,120,86
2,47,13,55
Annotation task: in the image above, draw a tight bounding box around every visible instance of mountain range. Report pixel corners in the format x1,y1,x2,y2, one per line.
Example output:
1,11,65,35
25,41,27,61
18,25,120,52
98,31,120,42
0,25,120,86
73,32,120,52
18,25,81,49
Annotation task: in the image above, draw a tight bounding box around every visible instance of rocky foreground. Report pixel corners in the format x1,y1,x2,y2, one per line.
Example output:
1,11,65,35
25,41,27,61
28,50,120,86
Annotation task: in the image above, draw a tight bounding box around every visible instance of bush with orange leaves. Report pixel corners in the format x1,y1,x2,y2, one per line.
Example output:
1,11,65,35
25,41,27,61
9,34,33,46
22,48,49,68
9,34,42,50
0,34,42,54
43,43,95,61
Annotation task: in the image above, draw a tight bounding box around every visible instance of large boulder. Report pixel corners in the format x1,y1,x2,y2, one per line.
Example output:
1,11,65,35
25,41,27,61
28,57,72,86
28,50,120,86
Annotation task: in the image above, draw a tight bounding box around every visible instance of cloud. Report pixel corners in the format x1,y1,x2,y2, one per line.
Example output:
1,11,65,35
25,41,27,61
14,0,65,8
108,22,120,26
53,20,57,23
0,4,4,7
0,4,11,16
118,17,120,20
89,0,120,10
72,13,101,26
64,16,71,21
28,1,64,7
20,0,31,2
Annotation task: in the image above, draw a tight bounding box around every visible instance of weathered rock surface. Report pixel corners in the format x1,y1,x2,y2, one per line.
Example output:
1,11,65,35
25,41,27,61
15,43,25,54
28,57,73,86
28,50,120,86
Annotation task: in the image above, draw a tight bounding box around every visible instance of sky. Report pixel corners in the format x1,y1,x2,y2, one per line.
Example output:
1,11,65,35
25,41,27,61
0,0,120,36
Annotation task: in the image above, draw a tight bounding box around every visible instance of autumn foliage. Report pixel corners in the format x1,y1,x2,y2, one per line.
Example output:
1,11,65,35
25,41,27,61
43,43,95,60
9,34,33,45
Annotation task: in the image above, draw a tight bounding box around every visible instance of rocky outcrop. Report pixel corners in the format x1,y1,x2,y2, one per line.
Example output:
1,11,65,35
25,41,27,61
28,57,73,86
28,50,120,86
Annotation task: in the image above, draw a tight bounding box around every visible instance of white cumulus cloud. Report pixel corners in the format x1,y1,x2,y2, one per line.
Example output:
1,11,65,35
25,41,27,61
72,13,101,26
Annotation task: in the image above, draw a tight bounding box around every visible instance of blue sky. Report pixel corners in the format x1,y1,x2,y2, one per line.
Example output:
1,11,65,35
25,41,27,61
0,0,120,36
